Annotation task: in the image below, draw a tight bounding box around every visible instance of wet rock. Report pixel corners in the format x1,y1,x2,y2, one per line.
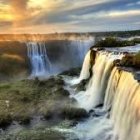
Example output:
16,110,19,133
15,115,31,125
0,115,12,128
123,52,129,55
89,109,95,114
134,72,140,82
53,87,70,97
120,54,134,67
114,59,121,66
91,109,108,117
70,121,78,127
69,98,77,104
75,79,88,91
33,76,64,88
44,110,53,120
95,104,103,108
34,77,40,84
118,52,140,69
89,109,110,118
60,107,89,120
89,50,97,78
96,48,105,51
60,68,81,76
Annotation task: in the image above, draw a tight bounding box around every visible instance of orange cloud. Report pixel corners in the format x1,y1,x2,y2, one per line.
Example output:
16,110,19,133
10,0,29,26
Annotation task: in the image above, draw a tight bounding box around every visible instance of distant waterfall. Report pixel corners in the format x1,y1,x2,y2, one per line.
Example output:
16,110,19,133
26,42,51,77
26,38,94,78
74,51,123,111
104,68,140,140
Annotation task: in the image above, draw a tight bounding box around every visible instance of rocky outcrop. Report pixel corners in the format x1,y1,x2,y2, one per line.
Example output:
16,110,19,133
60,68,81,76
89,49,97,78
114,52,140,69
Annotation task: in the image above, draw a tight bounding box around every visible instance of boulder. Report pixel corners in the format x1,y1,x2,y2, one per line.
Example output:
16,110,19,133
60,68,81,76
60,107,89,120
75,79,89,91
0,114,12,128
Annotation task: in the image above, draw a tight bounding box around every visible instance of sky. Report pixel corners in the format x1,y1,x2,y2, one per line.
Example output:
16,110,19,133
0,0,140,33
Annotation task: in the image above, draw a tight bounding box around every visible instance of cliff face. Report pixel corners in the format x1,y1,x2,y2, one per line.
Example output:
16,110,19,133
0,41,28,79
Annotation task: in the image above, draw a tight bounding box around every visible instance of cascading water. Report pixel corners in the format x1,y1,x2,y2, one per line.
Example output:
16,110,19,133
26,38,94,78
73,51,123,111
67,50,91,85
79,50,91,81
64,48,140,140
104,69,140,140
27,42,51,77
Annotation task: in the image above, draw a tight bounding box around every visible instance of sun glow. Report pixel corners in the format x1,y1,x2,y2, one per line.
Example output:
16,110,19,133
0,13,14,21
0,4,13,21
28,0,47,8
28,0,62,11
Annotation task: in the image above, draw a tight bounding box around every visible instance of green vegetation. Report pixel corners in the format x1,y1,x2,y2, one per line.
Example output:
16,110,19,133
0,76,87,128
94,37,140,48
0,128,66,140
60,67,81,76
0,41,29,78
0,41,27,57
61,106,88,120
93,30,140,37
0,30,140,41
0,54,28,76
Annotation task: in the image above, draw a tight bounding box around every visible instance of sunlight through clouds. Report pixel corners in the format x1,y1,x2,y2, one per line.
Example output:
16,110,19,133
0,0,140,33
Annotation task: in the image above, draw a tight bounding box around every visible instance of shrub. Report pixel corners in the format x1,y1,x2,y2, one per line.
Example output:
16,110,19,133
0,41,29,77
0,53,28,76
61,107,89,120
94,37,140,48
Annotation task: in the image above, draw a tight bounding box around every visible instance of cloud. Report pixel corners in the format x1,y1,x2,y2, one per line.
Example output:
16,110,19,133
10,0,29,26
0,0,140,33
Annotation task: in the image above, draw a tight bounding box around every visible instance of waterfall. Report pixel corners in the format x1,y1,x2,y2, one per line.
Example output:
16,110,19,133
79,50,91,81
69,49,140,140
26,42,51,77
68,50,92,85
104,68,140,140
26,38,94,78
74,51,123,111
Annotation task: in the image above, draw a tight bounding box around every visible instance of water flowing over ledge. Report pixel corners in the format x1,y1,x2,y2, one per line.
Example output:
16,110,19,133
105,68,140,140
27,42,51,77
64,48,140,140
73,51,124,111
26,39,94,78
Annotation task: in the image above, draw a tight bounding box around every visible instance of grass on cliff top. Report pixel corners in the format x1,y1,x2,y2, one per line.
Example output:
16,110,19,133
0,76,88,128
0,129,66,140
94,37,140,48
